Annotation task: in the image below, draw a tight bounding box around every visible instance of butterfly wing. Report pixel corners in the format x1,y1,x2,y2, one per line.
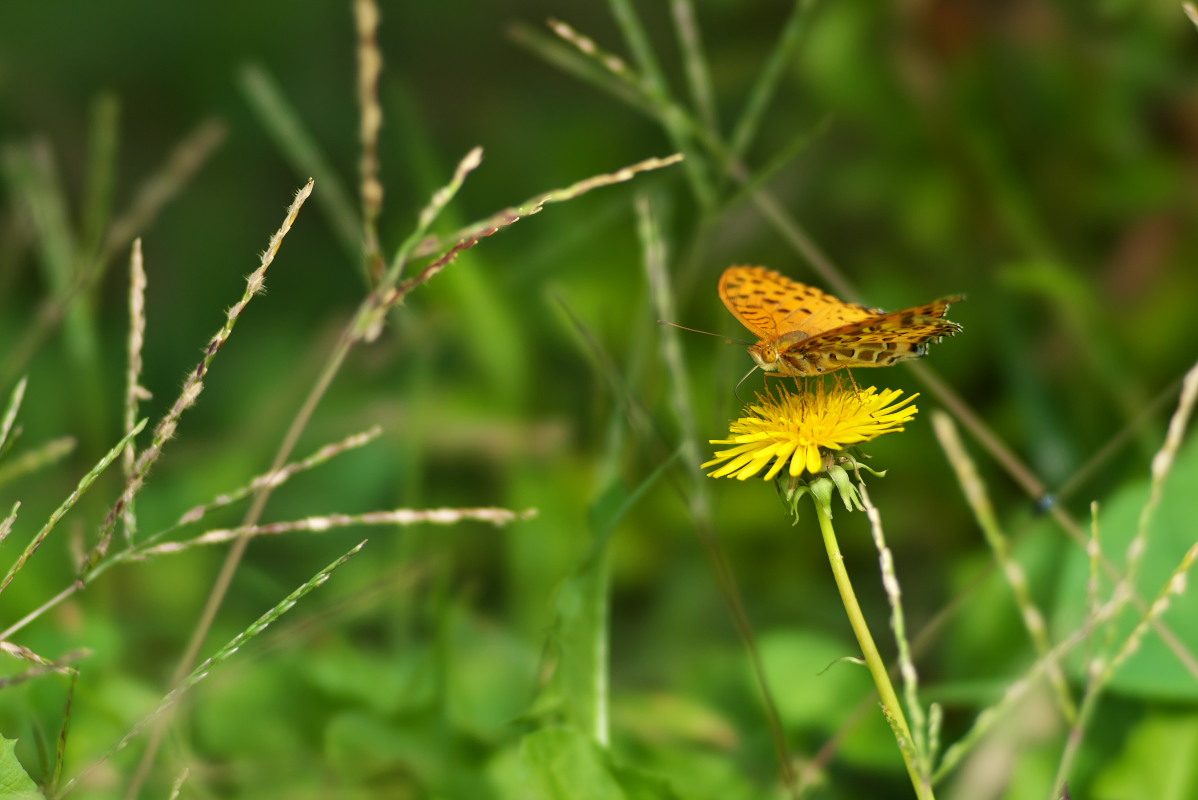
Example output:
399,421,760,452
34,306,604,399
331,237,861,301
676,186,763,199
778,296,964,373
719,266,880,341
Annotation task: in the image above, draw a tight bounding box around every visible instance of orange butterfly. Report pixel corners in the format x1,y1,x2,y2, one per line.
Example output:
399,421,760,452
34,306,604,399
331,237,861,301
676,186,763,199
719,266,963,377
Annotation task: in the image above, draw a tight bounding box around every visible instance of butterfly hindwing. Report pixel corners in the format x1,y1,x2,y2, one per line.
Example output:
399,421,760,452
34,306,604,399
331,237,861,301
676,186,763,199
786,299,963,371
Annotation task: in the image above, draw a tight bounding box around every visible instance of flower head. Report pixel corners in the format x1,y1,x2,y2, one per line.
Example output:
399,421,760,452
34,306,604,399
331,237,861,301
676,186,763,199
703,382,918,481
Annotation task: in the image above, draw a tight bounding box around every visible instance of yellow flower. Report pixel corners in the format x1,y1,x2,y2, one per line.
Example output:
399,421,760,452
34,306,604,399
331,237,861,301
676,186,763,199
703,382,918,481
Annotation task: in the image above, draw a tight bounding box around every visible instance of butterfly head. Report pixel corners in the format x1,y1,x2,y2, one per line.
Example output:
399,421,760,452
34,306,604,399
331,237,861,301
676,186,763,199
748,329,815,375
748,343,781,371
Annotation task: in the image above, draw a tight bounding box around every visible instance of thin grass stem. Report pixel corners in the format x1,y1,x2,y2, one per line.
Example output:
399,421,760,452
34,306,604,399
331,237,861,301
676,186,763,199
240,65,362,271
1054,361,1198,787
0,120,224,385
81,92,120,261
726,0,817,173
606,0,714,206
50,667,78,795
135,153,480,791
639,194,705,507
354,0,384,283
88,181,314,572
0,503,18,548
0,377,28,458
1123,359,1198,592
857,478,930,769
101,119,226,268
376,146,484,304
0,437,76,487
80,428,384,587
411,152,683,261
68,543,366,796
1055,540,1198,793
122,238,148,542
0,420,145,598
933,592,1123,782
509,21,657,117
132,506,536,556
932,410,1077,723
670,0,718,132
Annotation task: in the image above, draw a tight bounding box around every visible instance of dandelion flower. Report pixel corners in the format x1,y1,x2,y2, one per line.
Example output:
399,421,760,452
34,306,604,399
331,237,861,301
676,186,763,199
703,382,918,481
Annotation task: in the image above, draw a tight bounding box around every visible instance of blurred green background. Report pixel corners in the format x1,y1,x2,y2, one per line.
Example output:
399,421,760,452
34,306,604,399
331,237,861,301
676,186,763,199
2,1,1198,798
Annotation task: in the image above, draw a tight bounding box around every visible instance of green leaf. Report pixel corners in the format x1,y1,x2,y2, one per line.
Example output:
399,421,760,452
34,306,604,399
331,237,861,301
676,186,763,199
757,630,894,769
1093,711,1198,800
0,737,42,800
758,630,874,727
542,457,675,736
488,727,683,800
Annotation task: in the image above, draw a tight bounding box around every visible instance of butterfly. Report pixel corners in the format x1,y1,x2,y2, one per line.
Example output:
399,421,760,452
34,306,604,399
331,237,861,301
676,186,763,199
718,266,963,377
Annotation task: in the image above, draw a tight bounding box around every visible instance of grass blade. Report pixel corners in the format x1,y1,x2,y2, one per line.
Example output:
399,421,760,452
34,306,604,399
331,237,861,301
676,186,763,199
240,64,362,272
81,92,120,261
726,0,818,170
0,420,145,596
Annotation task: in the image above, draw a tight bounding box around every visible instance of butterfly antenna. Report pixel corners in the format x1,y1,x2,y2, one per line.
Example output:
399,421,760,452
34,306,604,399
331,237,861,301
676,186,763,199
732,366,758,405
657,320,753,347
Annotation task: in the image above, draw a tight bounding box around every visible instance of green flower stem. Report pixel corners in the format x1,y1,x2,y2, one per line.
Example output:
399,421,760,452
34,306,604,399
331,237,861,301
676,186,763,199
813,497,934,800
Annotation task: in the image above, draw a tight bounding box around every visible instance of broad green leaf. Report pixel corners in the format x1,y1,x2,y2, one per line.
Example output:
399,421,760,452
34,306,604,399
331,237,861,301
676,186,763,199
0,737,41,800
1093,711,1198,800
489,727,683,800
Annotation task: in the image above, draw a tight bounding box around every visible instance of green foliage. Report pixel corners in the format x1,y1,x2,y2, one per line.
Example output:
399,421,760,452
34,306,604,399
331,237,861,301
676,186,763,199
2,2,1198,799
1093,711,1198,800
0,737,40,800
489,726,683,800
1054,434,1198,699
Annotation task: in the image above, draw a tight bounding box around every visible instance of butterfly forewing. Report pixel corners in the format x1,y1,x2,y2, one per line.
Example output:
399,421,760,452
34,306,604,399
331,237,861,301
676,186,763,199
719,266,878,340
